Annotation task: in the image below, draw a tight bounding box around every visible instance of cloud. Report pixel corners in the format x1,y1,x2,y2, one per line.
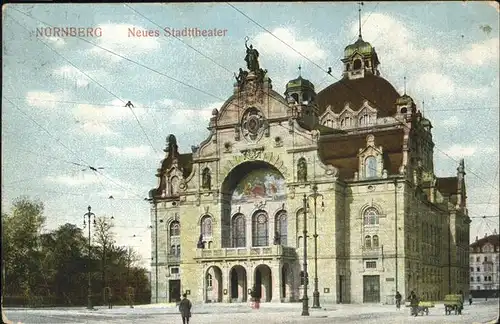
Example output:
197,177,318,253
413,72,490,100
25,91,65,109
78,122,118,136
73,99,146,123
52,65,109,88
254,27,326,60
105,145,153,158
443,145,476,158
440,116,461,128
168,101,223,127
88,23,161,61
453,38,499,66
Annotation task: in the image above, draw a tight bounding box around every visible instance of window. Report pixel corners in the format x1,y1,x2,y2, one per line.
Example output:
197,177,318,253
353,59,362,70
170,245,176,256
484,256,488,262
340,116,353,128
232,214,246,248
470,267,474,272
477,286,480,290
476,257,480,262
170,221,180,237
275,211,288,246
365,156,377,178
206,273,213,288
366,261,377,269
170,267,179,275
201,216,212,237
176,245,181,256
372,235,379,248
364,235,371,249
324,119,334,128
170,176,179,195
363,207,379,225
359,114,371,126
300,271,305,286
252,211,269,247
477,276,480,282
477,267,480,272
484,276,487,281
488,276,492,281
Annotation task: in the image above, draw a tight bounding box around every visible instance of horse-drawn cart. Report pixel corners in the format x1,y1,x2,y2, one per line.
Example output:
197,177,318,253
444,294,463,315
406,301,435,316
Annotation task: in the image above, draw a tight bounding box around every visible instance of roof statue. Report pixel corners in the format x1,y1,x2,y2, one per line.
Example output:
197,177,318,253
244,37,260,72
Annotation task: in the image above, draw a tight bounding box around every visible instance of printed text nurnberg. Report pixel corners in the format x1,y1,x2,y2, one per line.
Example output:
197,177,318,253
36,27,103,37
128,27,229,37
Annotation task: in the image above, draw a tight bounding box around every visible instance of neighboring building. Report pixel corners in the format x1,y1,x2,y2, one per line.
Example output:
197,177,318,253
469,231,500,298
147,30,471,304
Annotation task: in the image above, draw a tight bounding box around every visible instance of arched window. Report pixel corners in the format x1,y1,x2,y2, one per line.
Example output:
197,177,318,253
176,245,181,256
297,157,307,182
340,116,353,128
363,207,379,225
291,93,299,103
201,216,212,237
170,245,176,256
372,235,379,248
170,221,180,237
324,119,335,128
206,274,213,288
170,176,179,195
252,211,269,247
232,214,246,248
365,235,371,249
353,59,362,70
359,114,371,126
365,156,377,178
488,276,492,281
297,236,303,248
275,211,288,246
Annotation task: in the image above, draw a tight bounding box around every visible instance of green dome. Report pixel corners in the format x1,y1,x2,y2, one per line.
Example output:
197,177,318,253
396,94,413,105
344,36,373,57
286,76,315,90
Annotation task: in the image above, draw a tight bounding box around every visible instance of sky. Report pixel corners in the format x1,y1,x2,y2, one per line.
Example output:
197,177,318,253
2,2,499,269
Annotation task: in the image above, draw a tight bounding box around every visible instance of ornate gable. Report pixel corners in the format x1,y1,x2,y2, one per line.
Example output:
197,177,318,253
357,134,385,180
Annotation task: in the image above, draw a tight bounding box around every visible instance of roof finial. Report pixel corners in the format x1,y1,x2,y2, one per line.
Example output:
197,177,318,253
404,76,407,95
358,2,364,38
298,64,302,77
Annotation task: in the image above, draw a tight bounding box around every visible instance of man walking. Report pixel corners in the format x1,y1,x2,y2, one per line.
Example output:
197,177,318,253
179,293,192,324
395,291,402,309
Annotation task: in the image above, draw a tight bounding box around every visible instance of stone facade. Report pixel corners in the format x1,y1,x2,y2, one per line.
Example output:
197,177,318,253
147,35,471,304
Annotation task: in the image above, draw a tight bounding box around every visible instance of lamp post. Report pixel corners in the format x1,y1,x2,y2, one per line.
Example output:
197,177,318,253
308,184,324,309
301,194,309,316
145,196,159,303
83,205,96,310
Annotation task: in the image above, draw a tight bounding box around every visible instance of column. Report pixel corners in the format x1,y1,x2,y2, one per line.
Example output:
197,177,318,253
224,264,231,303
247,263,254,303
271,263,281,302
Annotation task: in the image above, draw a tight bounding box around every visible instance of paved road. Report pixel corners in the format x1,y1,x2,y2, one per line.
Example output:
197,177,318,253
4,299,499,324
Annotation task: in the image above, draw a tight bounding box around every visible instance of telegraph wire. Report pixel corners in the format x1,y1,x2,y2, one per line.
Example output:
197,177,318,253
5,11,159,155
8,8,499,198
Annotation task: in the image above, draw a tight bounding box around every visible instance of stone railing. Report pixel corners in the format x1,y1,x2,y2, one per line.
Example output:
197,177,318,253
195,245,297,260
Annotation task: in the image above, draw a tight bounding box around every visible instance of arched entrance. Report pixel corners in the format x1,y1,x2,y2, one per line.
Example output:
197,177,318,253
229,265,247,302
281,263,293,301
254,264,272,302
205,266,222,303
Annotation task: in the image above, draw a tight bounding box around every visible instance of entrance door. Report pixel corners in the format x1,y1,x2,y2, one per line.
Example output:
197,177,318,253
169,280,181,302
230,269,238,299
363,275,380,303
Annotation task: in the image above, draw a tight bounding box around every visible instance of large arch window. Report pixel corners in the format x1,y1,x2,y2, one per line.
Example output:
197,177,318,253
252,211,269,247
232,214,246,248
201,216,212,237
275,211,288,246
364,207,379,225
365,156,377,178
170,221,180,237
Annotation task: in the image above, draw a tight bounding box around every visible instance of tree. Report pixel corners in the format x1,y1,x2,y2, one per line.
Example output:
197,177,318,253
2,197,45,299
93,216,115,303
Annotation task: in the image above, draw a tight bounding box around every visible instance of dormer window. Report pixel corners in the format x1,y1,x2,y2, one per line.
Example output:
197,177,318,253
324,119,334,128
359,114,371,126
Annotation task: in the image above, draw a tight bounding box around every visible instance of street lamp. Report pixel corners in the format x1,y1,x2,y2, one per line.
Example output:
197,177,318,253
301,194,309,316
308,184,324,309
83,205,96,310
145,196,159,303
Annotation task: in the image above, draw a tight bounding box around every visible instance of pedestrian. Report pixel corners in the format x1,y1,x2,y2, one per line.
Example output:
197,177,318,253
468,294,472,306
409,291,419,317
178,293,192,324
395,291,402,309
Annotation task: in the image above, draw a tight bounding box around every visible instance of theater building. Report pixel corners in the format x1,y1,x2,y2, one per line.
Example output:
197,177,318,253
147,32,471,304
